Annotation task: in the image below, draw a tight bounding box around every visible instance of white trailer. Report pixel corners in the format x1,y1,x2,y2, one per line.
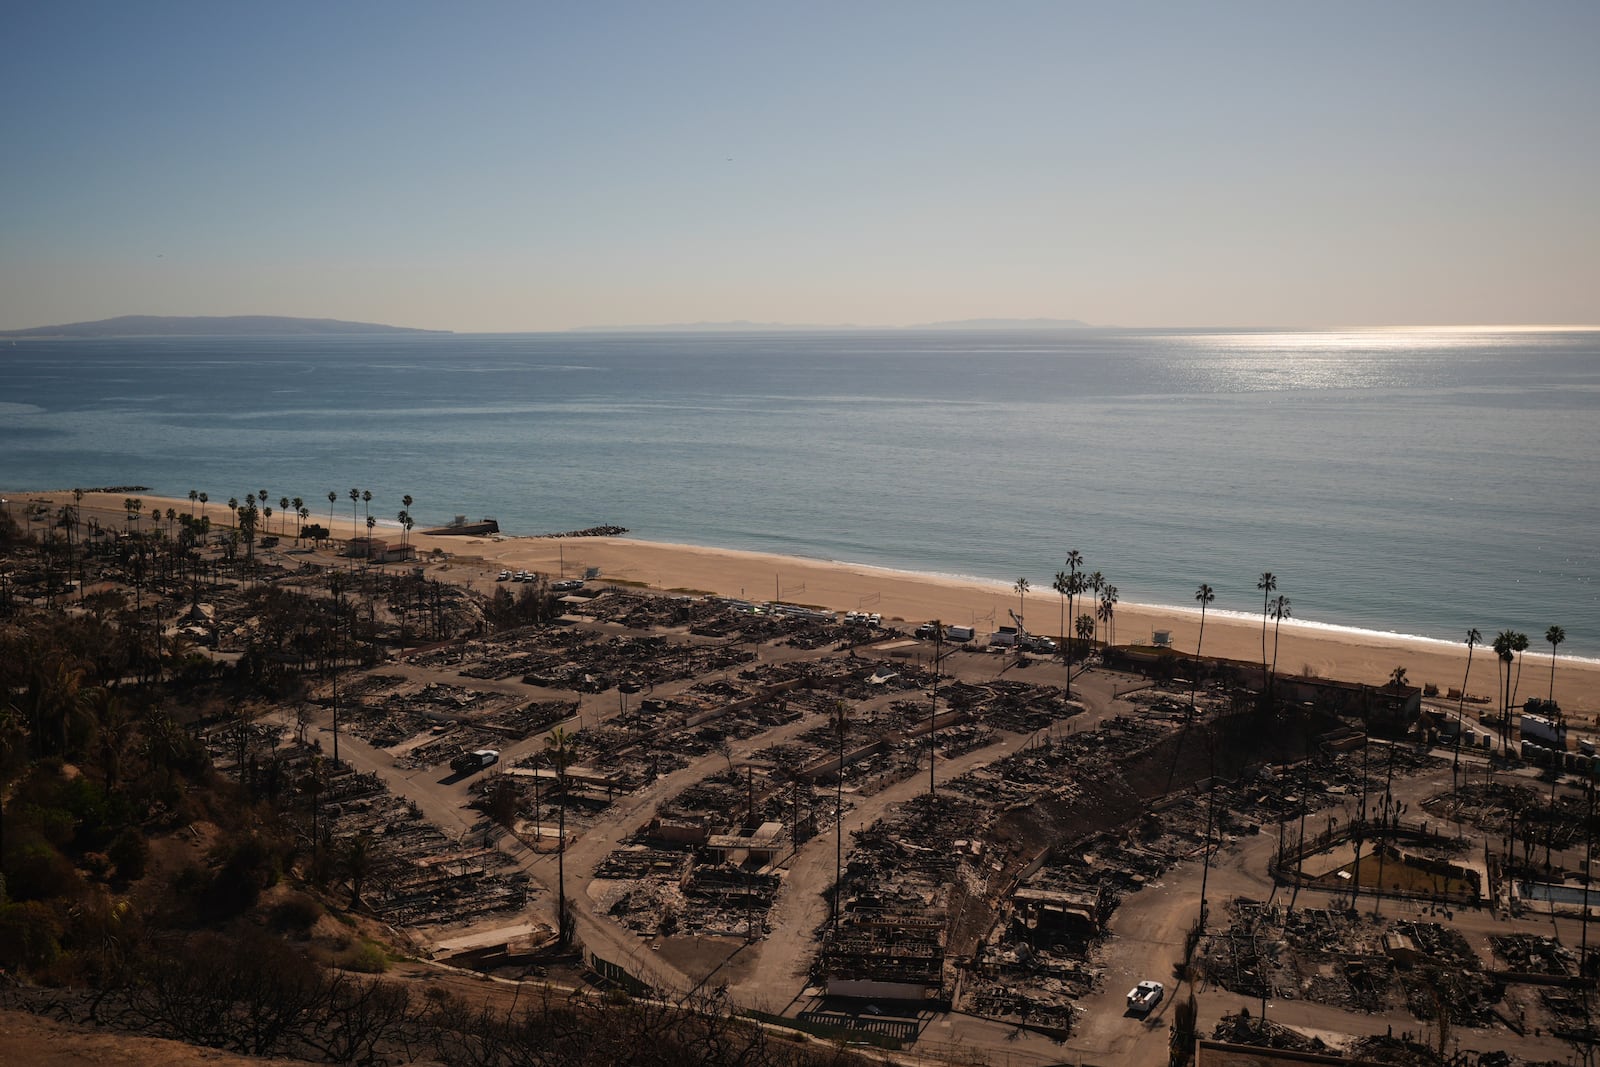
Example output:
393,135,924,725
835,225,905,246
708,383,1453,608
1520,713,1567,750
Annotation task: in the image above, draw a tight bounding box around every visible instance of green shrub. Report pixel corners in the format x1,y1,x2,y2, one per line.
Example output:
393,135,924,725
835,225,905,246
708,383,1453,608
269,893,324,934
15,803,75,848
337,938,389,973
0,900,63,970
2,839,81,902
107,828,149,882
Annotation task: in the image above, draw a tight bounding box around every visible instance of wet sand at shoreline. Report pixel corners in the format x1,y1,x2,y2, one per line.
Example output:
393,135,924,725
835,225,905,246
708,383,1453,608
17,489,1597,717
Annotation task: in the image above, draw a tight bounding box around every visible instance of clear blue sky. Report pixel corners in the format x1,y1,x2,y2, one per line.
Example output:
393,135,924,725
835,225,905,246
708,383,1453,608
3,1,1596,331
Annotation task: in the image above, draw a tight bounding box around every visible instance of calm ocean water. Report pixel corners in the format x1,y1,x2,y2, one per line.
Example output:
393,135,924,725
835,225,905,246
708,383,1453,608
2,327,1596,656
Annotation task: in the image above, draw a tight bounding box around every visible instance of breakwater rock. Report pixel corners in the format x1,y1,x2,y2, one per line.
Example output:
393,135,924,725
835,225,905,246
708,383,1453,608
535,525,629,538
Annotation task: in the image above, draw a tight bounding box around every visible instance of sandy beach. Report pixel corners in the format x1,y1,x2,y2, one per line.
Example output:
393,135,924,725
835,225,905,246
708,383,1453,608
18,489,1598,717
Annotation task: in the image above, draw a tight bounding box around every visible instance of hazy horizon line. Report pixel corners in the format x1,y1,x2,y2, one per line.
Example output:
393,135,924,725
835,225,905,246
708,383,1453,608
7,312,1600,337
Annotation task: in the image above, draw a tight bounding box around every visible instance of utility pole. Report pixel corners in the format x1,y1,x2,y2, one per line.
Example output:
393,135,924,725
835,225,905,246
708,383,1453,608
930,621,943,796
831,701,848,930
1582,776,1594,1053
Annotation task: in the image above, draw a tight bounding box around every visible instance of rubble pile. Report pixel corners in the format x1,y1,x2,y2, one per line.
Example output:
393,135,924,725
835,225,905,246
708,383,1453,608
964,947,1086,1035
1201,903,1498,1027
585,768,803,939
260,745,532,929
1492,933,1573,976
978,679,1081,734
408,621,758,693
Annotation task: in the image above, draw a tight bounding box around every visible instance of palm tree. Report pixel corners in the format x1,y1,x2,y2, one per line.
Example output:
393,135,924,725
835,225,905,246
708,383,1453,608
1098,584,1119,647
327,490,337,534
1052,570,1070,650
1192,583,1215,712
349,488,360,538
279,497,290,537
1493,630,1517,752
1389,665,1408,687
291,497,304,540
71,484,84,539
1510,631,1530,716
1014,577,1029,631
297,504,310,545
239,502,258,570
1076,612,1095,652
1063,551,1083,688
343,833,374,907
361,489,372,529
402,494,414,554
0,701,29,801
1087,571,1105,644
197,491,208,521
1546,625,1566,704
544,726,574,945
1257,572,1277,686
1455,629,1481,791
1269,595,1291,696
227,496,239,529
302,755,326,850
1052,569,1075,694
22,653,87,756
257,489,268,515
87,687,135,792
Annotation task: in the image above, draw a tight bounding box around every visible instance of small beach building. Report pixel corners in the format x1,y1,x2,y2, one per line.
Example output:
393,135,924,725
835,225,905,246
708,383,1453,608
345,537,414,563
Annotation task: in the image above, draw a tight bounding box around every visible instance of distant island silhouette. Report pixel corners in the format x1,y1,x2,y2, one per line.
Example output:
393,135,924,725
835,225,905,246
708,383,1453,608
2,314,1097,338
0,314,450,338
569,317,1095,332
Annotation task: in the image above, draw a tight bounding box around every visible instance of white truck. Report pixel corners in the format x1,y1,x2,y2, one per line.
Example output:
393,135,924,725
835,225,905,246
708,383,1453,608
1126,980,1164,1014
451,749,500,774
988,626,1018,648
1520,712,1567,750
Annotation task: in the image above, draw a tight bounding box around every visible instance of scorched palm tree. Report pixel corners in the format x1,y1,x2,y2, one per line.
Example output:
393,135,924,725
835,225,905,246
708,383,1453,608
1547,625,1566,704
1192,583,1214,713
1257,571,1277,686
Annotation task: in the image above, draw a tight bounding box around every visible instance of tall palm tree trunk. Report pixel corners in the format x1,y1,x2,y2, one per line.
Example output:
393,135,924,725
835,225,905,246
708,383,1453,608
1455,637,1477,796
